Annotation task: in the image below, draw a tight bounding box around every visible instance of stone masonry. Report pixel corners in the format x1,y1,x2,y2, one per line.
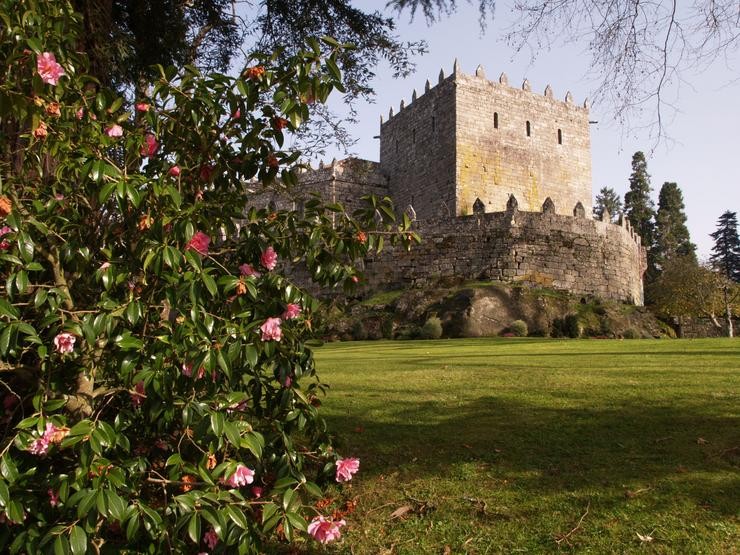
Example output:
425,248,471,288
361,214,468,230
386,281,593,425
252,63,647,304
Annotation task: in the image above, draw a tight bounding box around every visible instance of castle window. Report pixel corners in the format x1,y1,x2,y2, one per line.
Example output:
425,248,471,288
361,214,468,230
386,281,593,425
432,116,436,132
526,121,531,137
557,128,563,144
493,112,499,129
412,128,416,144
395,139,398,154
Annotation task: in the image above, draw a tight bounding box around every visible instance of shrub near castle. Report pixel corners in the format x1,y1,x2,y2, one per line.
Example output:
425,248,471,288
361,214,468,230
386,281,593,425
0,3,414,552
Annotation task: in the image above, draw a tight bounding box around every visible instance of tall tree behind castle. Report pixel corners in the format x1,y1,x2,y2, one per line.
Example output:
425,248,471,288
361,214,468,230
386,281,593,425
653,182,696,274
710,211,740,283
624,151,656,279
593,187,622,222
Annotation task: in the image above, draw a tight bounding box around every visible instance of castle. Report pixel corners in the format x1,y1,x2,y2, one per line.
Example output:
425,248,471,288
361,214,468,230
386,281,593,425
263,62,647,304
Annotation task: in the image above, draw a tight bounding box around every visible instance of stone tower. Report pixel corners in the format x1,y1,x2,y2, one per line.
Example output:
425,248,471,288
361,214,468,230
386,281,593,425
379,63,593,219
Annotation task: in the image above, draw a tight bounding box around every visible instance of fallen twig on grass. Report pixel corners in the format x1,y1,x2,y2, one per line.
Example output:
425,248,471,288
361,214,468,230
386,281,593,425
554,501,591,546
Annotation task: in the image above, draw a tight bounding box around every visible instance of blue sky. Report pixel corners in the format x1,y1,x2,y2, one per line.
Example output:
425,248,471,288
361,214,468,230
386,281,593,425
317,1,739,259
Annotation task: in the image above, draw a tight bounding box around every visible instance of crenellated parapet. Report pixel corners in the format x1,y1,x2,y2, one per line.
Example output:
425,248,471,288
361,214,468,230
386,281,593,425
382,60,589,126
360,197,646,305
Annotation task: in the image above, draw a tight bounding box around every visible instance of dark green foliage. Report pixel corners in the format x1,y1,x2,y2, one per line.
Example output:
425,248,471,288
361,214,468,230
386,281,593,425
709,211,740,282
624,152,655,245
381,318,395,339
74,0,242,90
509,319,528,337
351,320,369,340
653,182,696,273
552,314,581,338
622,328,640,339
420,316,443,339
593,186,622,221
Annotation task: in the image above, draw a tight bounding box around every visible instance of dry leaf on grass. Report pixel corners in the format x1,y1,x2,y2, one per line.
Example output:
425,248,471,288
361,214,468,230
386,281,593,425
389,505,413,520
636,532,654,543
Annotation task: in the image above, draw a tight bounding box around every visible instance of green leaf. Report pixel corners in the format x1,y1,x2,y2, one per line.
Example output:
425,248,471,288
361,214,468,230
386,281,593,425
187,512,201,544
210,412,224,437
53,535,70,555
285,511,308,532
202,272,217,298
125,512,140,541
0,456,19,483
223,421,241,447
69,526,87,555
226,506,248,530
245,344,258,367
240,432,263,458
0,480,9,506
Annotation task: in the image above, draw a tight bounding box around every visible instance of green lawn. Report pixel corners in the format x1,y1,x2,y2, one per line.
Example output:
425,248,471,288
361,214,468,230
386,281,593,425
310,338,739,554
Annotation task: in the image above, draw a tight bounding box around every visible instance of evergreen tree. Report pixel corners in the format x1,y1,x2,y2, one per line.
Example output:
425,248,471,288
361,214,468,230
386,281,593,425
653,182,696,273
623,151,657,282
623,151,655,244
710,211,740,282
593,186,622,221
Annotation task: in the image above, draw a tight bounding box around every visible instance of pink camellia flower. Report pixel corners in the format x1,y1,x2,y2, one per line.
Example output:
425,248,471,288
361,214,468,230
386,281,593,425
222,464,255,488
260,246,277,270
28,435,50,456
75,108,84,120
203,527,219,550
37,52,65,85
168,165,181,177
0,226,12,251
130,381,145,408
335,457,360,482
105,124,123,138
251,486,263,498
28,422,65,456
185,231,210,256
282,303,301,320
48,489,59,507
181,363,193,377
239,263,261,278
260,317,282,342
53,332,76,354
99,262,111,271
140,133,159,157
232,108,241,119
308,516,345,544
135,102,150,112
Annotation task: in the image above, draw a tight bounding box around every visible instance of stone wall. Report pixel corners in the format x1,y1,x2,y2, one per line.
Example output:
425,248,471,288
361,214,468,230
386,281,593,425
454,69,592,217
378,63,592,219
379,71,457,219
360,201,646,304
248,158,389,215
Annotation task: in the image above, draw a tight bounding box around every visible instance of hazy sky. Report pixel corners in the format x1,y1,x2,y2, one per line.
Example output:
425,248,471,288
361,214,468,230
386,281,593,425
317,1,739,259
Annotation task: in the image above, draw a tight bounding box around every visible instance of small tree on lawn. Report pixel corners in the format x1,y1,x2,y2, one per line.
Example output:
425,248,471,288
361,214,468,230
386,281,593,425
0,1,415,552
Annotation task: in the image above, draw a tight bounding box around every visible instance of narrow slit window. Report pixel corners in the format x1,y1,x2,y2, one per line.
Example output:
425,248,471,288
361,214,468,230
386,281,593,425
493,112,499,129
412,128,416,144
395,139,398,154
526,121,531,137
432,116,436,132
557,129,563,144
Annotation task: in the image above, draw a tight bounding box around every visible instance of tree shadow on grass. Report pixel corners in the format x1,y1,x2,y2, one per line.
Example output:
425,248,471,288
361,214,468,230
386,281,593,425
324,396,740,516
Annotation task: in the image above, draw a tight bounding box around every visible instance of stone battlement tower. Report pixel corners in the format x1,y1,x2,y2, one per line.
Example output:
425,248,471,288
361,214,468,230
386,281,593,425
379,62,592,219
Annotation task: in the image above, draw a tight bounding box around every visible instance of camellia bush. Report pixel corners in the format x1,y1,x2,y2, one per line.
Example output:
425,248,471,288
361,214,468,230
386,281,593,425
0,1,415,553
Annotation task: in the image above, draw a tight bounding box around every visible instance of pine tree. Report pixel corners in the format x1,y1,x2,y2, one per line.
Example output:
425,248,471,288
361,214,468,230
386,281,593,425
624,152,655,243
653,182,696,273
593,186,622,221
623,151,657,281
710,211,740,282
